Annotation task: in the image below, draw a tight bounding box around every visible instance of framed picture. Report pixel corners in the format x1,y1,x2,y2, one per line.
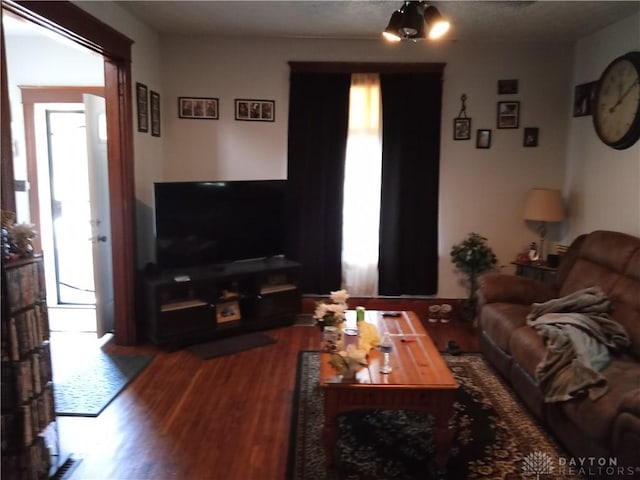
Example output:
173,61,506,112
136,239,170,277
498,79,518,95
453,117,471,140
235,99,275,122
524,127,539,147
573,81,596,117
136,82,148,132
476,129,492,149
178,97,219,119
497,101,520,129
216,300,241,324
150,90,161,137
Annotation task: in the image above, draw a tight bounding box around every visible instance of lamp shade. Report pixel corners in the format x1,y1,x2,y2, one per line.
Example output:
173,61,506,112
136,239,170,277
523,188,564,222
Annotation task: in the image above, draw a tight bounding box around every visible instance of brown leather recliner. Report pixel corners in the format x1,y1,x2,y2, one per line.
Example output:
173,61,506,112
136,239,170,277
477,230,640,470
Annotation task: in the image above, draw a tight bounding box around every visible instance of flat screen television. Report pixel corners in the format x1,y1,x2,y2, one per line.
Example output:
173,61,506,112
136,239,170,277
154,180,288,270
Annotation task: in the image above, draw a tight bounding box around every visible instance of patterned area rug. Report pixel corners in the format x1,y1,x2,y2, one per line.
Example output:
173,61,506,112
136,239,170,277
55,353,154,417
287,352,575,480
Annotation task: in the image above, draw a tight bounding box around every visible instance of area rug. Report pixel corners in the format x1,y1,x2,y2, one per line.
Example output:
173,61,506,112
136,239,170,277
55,353,154,417
187,332,276,359
287,351,575,480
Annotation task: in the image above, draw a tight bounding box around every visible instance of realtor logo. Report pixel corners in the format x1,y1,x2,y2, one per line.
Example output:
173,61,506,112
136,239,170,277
522,451,555,479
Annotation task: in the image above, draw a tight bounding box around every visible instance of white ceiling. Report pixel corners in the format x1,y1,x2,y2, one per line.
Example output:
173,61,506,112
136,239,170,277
113,1,640,43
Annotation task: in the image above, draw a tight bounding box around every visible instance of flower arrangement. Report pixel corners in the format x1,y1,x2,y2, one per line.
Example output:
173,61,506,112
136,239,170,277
450,232,498,319
314,289,349,330
329,345,368,379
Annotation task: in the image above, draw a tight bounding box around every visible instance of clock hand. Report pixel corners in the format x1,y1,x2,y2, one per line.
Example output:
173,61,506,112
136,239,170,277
610,78,640,113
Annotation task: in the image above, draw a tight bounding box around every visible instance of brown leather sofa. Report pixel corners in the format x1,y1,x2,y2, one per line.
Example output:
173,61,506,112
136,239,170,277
477,230,640,470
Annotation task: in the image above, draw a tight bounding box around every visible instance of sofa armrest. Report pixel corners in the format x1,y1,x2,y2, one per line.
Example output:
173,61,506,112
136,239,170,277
477,272,557,307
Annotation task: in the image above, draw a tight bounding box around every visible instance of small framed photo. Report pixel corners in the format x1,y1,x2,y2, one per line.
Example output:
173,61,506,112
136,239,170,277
179,97,219,120
453,117,471,140
498,79,518,95
497,101,520,129
524,127,539,147
235,99,275,122
573,81,596,117
476,129,492,149
136,82,148,132
150,90,161,137
216,300,241,324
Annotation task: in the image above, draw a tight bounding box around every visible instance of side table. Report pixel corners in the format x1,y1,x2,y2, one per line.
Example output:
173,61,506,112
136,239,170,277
512,261,557,285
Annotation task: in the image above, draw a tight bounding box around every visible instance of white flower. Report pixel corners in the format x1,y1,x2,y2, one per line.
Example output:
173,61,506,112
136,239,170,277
330,289,350,305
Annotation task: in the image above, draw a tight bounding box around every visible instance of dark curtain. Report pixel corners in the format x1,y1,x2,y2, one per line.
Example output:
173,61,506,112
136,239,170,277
378,73,443,295
286,73,350,294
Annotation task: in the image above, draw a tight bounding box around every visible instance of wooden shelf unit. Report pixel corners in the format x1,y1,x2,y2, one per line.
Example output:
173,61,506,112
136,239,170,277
143,257,302,348
1,255,62,479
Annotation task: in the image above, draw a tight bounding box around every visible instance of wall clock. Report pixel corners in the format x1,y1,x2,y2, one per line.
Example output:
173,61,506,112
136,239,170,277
592,51,640,150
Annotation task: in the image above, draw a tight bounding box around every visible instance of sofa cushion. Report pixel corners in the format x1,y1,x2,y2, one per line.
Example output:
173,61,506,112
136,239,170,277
508,326,546,379
610,250,640,359
560,357,640,445
479,303,530,353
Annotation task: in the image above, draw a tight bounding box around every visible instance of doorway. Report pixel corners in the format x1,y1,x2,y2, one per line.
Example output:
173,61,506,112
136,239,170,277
1,0,138,346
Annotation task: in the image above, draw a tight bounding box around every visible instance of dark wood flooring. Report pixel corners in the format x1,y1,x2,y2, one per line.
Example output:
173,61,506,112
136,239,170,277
52,310,478,480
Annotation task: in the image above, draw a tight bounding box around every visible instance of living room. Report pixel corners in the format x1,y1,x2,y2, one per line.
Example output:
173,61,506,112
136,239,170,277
1,1,639,479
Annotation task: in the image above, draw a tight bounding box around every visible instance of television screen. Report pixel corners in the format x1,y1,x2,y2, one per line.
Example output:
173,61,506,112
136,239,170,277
154,180,287,270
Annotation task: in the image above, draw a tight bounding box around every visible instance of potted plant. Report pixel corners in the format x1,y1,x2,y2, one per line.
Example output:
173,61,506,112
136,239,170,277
450,232,498,320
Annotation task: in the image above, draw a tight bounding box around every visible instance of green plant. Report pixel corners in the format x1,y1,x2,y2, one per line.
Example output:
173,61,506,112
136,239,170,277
450,232,498,317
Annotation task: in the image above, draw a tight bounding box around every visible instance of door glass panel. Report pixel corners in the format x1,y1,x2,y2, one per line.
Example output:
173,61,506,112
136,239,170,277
46,110,95,305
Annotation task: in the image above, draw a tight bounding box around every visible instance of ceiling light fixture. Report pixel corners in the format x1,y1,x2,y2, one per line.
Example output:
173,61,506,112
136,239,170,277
383,1,450,42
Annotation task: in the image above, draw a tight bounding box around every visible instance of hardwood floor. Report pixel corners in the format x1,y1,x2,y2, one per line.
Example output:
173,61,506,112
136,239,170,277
54,315,478,480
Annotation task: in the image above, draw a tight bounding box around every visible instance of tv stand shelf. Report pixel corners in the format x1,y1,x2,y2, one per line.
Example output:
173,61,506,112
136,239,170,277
143,257,301,349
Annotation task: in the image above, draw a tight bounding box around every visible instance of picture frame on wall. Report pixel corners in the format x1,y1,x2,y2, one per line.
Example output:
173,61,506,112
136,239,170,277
476,129,492,149
453,117,471,140
235,99,275,122
573,81,596,117
497,79,518,95
497,101,520,129
524,127,539,147
178,97,219,119
150,90,161,137
136,82,149,133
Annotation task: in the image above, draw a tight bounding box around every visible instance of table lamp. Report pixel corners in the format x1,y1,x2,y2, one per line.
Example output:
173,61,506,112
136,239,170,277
523,188,564,263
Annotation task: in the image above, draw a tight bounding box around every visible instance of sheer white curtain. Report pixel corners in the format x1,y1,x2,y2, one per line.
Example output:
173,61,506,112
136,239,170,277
341,74,382,296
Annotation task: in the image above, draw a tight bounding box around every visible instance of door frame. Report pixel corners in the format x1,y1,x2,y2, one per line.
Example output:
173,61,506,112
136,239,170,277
2,1,138,345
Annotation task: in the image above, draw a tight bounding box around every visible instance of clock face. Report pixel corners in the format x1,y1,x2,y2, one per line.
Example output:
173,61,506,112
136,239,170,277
593,52,640,150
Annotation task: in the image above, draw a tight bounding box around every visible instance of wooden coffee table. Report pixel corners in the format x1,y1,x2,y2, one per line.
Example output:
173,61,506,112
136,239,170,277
319,310,458,469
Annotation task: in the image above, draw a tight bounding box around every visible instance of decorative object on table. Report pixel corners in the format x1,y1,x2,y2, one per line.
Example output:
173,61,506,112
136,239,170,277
592,51,640,150
528,242,539,262
235,99,275,122
497,79,518,95
322,326,341,352
150,90,161,137
216,299,241,323
353,306,380,351
178,97,219,120
329,345,368,381
476,129,491,148
8,222,37,257
450,232,498,320
523,188,564,263
313,289,349,330
497,101,519,129
453,94,471,140
573,81,596,117
523,127,539,147
136,82,149,132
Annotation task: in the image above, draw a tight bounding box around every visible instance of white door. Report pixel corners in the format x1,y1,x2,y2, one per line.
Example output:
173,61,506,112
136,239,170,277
84,94,114,337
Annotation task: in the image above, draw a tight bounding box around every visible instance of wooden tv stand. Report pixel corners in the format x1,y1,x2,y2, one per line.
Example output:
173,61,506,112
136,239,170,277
142,257,301,349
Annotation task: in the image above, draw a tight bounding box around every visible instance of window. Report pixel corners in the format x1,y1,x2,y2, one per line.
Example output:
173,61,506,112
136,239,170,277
341,74,382,296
